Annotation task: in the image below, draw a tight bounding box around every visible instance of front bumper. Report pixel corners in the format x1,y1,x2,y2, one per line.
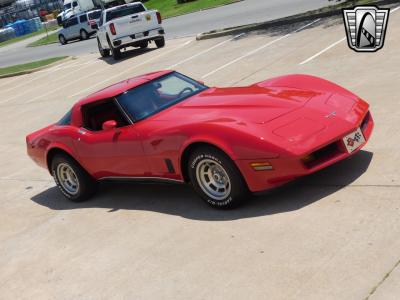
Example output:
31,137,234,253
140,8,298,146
112,27,165,48
236,111,374,192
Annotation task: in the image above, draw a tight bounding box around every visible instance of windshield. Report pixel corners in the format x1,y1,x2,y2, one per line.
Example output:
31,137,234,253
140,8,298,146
116,72,208,122
106,4,145,22
64,3,71,10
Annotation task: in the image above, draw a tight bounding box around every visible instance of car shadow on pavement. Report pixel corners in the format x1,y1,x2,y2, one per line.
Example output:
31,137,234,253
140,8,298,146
31,150,373,221
100,47,157,65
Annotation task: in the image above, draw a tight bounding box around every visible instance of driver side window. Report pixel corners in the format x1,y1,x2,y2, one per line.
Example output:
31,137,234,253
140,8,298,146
82,99,129,131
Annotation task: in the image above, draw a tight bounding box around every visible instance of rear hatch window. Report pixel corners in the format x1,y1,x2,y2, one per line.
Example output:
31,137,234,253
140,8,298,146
88,10,101,20
106,4,145,22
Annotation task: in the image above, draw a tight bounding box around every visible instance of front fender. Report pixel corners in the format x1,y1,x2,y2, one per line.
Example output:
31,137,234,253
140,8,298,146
179,123,281,161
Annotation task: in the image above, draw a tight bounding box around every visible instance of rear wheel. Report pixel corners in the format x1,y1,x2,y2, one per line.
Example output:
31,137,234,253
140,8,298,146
98,38,110,57
155,37,165,48
188,146,249,209
51,154,97,202
59,34,67,45
108,37,121,60
80,29,88,40
139,40,148,49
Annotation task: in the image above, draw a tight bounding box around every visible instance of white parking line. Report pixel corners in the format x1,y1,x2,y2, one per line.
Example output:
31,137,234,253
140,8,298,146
29,40,193,103
299,6,400,65
201,19,320,79
167,33,246,69
1,58,81,89
0,59,82,94
299,37,346,65
0,58,100,104
0,75,24,88
70,40,193,98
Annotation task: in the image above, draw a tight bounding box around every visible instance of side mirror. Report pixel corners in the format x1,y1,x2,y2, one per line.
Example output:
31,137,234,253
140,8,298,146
91,23,99,30
102,120,117,131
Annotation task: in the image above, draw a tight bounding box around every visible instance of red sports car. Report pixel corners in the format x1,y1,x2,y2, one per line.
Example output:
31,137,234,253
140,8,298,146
26,71,373,208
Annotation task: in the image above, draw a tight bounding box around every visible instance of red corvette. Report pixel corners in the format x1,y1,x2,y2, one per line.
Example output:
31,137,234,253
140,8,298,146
26,71,373,208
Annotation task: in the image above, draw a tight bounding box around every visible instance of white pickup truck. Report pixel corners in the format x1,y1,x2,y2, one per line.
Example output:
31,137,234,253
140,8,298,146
96,2,165,59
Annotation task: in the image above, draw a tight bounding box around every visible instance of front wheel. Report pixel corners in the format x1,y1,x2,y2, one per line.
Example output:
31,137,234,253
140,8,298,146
98,38,110,57
51,154,97,202
188,147,249,209
155,37,165,48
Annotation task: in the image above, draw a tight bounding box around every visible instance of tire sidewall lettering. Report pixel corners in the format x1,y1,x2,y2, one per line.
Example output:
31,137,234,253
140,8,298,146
190,152,232,205
191,154,222,169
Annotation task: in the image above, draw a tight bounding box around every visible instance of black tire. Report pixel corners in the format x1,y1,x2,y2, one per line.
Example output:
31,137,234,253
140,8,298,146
51,154,97,202
98,38,110,57
188,146,249,209
155,37,165,48
59,34,67,45
139,40,148,49
80,29,89,40
107,37,121,60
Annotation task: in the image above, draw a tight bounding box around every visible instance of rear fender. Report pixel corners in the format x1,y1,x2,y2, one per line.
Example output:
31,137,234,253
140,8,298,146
46,142,81,173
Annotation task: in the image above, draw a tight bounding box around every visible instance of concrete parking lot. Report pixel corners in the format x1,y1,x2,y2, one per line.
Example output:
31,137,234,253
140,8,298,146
1,5,400,299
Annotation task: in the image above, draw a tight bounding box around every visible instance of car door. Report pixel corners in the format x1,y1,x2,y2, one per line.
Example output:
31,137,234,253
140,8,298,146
74,99,150,178
79,14,90,33
66,16,79,39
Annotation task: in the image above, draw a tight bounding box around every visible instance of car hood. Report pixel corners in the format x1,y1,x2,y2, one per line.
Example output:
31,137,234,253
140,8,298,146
160,86,324,124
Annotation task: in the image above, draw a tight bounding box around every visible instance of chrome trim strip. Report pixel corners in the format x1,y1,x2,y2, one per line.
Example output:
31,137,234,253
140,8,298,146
113,97,134,124
99,176,184,183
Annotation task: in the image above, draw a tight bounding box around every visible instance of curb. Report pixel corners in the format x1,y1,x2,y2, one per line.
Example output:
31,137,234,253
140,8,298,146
0,56,73,79
196,0,399,40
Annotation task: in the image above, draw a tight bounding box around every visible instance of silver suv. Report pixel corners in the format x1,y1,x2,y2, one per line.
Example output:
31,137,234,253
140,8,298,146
59,10,101,45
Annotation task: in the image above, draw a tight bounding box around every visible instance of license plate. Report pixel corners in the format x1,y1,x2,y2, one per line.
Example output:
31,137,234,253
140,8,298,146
136,33,144,38
342,128,366,153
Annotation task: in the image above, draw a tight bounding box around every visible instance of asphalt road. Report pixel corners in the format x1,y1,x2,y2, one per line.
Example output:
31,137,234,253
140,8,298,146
0,0,331,67
1,4,400,299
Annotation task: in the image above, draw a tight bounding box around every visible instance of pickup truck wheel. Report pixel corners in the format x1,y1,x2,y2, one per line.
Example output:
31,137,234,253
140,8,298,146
98,38,110,57
188,146,249,209
108,38,121,60
155,37,165,48
59,34,67,45
51,154,97,202
80,29,88,40
139,40,148,49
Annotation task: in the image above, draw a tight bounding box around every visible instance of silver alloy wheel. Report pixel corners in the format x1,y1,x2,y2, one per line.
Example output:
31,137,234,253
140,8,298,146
196,159,231,201
57,163,79,195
